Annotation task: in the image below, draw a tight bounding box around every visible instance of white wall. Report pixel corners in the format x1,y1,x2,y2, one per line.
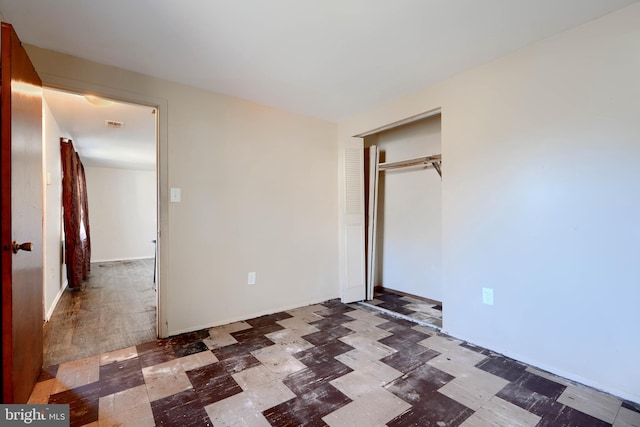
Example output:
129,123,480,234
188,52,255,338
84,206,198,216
42,100,69,320
340,4,640,403
85,166,156,262
27,45,340,336
365,116,442,300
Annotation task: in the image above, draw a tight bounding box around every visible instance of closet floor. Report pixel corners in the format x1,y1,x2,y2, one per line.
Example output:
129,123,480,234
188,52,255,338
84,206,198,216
43,259,157,367
369,288,443,328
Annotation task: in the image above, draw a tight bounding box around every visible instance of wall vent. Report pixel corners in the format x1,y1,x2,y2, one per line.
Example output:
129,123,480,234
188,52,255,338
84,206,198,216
105,120,124,128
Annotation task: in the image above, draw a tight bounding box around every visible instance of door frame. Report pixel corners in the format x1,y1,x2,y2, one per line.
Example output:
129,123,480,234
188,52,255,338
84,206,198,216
40,75,169,338
339,107,442,305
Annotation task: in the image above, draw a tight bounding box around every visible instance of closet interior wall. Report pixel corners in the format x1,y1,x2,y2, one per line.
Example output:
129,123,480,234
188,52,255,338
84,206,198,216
364,114,443,302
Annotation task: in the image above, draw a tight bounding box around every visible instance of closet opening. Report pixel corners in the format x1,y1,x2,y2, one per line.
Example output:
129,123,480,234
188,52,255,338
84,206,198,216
361,113,443,329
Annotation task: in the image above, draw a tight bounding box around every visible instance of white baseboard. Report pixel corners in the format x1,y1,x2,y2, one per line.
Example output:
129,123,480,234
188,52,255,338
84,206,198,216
45,279,68,321
92,256,154,263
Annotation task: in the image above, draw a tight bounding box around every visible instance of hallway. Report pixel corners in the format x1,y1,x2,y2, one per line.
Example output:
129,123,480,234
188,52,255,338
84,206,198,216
43,259,157,367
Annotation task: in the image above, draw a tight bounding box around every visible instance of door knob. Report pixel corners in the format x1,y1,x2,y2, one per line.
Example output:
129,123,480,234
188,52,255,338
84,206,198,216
12,241,32,254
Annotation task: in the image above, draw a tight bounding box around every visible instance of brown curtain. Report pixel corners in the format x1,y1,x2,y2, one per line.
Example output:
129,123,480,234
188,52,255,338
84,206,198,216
61,138,91,288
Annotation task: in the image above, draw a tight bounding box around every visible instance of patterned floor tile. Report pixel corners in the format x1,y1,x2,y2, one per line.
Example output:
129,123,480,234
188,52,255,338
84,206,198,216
99,384,155,427
614,405,640,427
32,299,638,427
98,357,145,397
178,348,218,371
151,389,212,427
557,383,622,424
387,390,474,426
438,368,510,410
142,359,193,402
265,328,315,354
460,396,541,427
251,345,307,378
322,387,411,426
52,355,100,394
99,346,138,366
263,382,351,426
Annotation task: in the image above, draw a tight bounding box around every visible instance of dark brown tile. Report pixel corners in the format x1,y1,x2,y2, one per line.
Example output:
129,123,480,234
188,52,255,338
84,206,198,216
387,391,473,427
137,341,177,368
192,373,242,407
165,329,210,347
98,357,145,397
263,383,350,426
476,355,527,382
174,341,209,358
231,322,283,340
459,342,492,355
377,318,421,331
380,344,439,373
536,404,612,427
245,312,293,327
295,343,354,382
313,304,356,318
212,336,274,361
151,389,212,426
301,327,353,346
48,381,100,427
309,315,356,330
386,363,455,403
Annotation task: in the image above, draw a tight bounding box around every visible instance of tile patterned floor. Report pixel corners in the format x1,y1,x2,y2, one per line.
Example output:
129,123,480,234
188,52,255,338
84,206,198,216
30,300,639,427
368,288,443,328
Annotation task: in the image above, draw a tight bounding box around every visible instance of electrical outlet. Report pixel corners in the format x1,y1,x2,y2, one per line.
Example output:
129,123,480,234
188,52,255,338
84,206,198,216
482,288,494,305
248,272,256,285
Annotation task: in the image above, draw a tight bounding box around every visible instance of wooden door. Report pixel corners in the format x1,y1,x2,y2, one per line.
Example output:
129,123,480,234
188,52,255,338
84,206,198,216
1,22,44,404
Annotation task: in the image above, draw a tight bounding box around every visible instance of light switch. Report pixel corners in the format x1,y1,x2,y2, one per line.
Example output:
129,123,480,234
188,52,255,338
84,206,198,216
170,187,181,203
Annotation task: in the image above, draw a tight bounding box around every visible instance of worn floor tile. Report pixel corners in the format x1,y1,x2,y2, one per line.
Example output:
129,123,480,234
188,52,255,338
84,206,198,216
557,384,622,424
460,396,541,427
265,328,314,354
427,347,488,377
323,387,411,427
99,346,138,366
142,359,192,402
35,298,637,427
438,368,510,410
178,349,218,371
251,345,307,378
99,384,154,427
52,355,100,394
614,406,640,427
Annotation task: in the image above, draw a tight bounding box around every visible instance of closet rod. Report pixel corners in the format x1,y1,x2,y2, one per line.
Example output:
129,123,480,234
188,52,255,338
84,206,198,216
378,154,442,171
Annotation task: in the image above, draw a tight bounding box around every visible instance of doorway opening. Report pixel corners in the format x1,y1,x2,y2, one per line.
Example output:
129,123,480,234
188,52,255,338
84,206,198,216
41,87,159,366
361,113,443,329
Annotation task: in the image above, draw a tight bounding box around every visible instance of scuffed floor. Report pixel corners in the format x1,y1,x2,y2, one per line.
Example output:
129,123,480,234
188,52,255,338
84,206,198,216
43,259,157,367
30,299,639,426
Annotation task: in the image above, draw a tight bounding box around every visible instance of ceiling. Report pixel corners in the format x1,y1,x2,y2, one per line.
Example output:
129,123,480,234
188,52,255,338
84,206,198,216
2,1,639,169
43,89,156,170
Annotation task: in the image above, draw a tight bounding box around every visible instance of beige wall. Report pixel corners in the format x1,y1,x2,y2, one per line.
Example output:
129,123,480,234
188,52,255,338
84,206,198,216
340,3,640,403
365,116,442,300
85,166,156,262
42,100,69,319
27,45,340,336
